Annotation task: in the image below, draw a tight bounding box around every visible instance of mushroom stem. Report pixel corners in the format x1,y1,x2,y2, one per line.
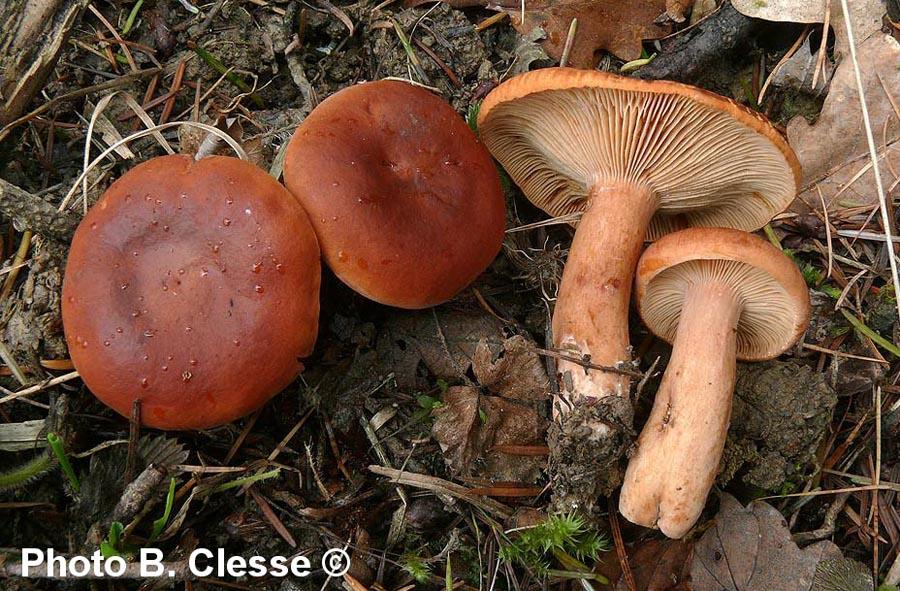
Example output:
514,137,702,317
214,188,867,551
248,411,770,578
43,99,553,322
552,181,656,411
619,280,741,538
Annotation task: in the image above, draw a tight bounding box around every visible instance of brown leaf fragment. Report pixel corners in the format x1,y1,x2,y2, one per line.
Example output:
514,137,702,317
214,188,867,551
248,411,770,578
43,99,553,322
598,538,693,591
731,0,885,60
689,493,842,591
787,34,900,214
666,0,695,23
491,0,671,67
432,386,547,482
376,309,506,389
472,335,550,401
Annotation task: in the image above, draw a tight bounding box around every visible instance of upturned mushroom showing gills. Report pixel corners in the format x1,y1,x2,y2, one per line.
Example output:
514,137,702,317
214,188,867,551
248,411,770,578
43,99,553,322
477,68,800,506
283,79,505,310
620,227,810,538
62,155,321,430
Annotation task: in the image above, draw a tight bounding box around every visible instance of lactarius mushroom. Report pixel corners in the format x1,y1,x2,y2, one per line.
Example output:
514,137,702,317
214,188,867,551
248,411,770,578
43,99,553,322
620,227,810,538
62,155,321,430
477,69,800,505
283,80,505,309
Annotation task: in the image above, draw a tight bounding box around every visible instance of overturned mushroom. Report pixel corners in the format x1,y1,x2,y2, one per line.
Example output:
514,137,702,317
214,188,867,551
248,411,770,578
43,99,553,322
477,68,800,506
62,155,321,430
620,227,809,538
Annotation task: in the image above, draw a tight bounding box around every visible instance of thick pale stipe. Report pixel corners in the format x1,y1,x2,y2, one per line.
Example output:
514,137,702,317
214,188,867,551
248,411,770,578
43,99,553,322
619,281,740,538
552,182,656,414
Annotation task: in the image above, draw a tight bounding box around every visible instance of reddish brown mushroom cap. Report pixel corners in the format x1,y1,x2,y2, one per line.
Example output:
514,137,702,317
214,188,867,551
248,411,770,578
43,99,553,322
62,155,321,430
283,80,506,309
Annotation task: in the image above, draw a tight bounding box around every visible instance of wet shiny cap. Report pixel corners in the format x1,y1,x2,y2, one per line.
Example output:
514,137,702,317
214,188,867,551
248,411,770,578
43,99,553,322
283,80,506,309
62,154,321,430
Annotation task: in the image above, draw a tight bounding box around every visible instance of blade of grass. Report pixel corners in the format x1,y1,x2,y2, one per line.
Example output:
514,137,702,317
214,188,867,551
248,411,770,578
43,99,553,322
839,0,900,325
122,0,145,36
840,308,900,357
47,432,79,492
187,42,264,108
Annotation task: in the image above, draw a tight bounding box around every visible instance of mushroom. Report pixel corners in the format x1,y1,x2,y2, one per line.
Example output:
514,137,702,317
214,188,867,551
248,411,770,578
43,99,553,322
61,154,321,430
477,69,800,486
283,79,506,310
620,227,810,538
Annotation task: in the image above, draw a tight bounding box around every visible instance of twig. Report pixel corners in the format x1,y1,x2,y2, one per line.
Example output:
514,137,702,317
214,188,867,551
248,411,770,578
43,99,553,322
369,465,513,520
793,492,850,544
0,371,80,405
534,347,642,378
559,18,578,68
609,497,636,591
0,67,160,142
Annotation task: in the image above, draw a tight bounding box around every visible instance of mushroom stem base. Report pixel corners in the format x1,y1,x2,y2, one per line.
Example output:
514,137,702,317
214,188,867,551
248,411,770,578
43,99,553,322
548,394,634,514
619,281,740,538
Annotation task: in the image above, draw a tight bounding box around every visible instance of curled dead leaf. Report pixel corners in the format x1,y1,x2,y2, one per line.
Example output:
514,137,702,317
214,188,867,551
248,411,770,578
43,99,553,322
432,386,547,482
491,0,672,67
472,335,550,401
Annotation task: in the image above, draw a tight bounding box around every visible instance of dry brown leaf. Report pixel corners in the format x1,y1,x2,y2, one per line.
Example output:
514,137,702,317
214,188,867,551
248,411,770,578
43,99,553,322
432,386,547,481
376,309,506,389
731,0,884,61
787,34,900,214
472,335,550,401
689,493,842,591
489,0,672,66
595,538,693,590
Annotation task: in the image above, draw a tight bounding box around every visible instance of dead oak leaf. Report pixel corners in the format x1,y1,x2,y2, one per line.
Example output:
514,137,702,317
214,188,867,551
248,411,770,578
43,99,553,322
689,493,842,591
787,34,900,215
595,538,693,590
473,335,550,401
490,0,672,67
731,0,885,62
432,386,547,482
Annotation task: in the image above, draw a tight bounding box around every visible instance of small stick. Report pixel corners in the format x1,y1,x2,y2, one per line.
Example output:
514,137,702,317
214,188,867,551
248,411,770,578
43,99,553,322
533,347,642,378
124,399,141,485
369,465,513,519
559,18,578,68
609,496,637,591
0,371,80,405
0,68,161,143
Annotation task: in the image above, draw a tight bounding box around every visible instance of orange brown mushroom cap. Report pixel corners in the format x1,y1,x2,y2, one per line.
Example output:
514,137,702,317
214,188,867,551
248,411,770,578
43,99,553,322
62,154,321,430
283,80,506,310
477,68,800,408
620,227,810,538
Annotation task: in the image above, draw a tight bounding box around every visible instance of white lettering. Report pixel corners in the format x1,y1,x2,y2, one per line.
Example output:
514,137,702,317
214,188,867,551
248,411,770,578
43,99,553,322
140,548,164,577
47,549,67,577
68,556,90,578
106,555,126,577
247,556,267,577
290,555,312,577
269,555,287,577
20,549,44,577
226,555,246,577
189,548,213,577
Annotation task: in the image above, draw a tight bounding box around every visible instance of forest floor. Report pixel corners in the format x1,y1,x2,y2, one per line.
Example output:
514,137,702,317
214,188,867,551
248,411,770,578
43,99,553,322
1,0,899,589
